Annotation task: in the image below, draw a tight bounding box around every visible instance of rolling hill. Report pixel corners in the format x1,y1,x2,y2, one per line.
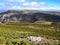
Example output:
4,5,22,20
0,10,60,23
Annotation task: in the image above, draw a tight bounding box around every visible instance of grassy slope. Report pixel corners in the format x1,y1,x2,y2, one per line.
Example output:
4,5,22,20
0,22,60,39
0,22,60,44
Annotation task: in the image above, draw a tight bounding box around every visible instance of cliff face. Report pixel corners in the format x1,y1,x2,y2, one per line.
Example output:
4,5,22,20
0,10,60,23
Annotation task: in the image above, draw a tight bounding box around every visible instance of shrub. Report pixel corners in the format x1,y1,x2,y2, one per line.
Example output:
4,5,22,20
6,40,12,45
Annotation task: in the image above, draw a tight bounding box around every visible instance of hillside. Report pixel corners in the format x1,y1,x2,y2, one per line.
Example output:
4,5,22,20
0,22,60,45
0,10,60,45
0,10,60,24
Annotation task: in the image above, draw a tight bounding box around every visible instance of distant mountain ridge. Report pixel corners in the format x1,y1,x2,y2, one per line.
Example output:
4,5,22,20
0,10,8,13
0,10,60,23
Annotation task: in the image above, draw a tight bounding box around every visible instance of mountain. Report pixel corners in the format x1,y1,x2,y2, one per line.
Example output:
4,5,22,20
0,10,60,23
0,10,8,13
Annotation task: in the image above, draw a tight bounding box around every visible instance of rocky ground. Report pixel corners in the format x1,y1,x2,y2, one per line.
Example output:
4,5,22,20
22,36,60,44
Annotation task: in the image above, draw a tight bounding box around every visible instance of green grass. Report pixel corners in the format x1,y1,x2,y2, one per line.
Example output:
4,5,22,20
0,22,60,44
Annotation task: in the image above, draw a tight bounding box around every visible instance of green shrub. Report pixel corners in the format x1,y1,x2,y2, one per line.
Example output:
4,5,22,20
6,40,12,45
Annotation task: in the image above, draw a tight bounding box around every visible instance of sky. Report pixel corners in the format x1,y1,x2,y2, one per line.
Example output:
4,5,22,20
0,0,60,11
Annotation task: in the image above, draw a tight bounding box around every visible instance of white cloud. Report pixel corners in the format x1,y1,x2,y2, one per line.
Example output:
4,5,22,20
6,5,21,10
6,0,14,2
1,4,60,11
23,3,29,6
11,6,21,9
4,0,26,2
16,0,25,2
23,2,38,7
23,2,46,7
31,2,38,6
40,2,46,6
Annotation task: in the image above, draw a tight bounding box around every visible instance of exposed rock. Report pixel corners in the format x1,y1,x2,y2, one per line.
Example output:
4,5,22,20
0,10,60,23
26,36,42,43
26,36,60,44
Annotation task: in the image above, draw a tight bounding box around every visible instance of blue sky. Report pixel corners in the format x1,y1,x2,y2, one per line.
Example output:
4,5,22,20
0,0,60,11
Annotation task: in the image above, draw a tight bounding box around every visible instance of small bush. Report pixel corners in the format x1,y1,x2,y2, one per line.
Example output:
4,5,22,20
6,40,12,45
